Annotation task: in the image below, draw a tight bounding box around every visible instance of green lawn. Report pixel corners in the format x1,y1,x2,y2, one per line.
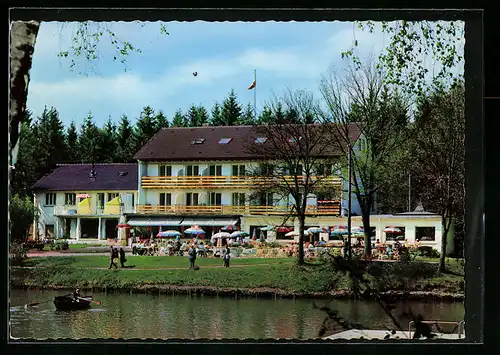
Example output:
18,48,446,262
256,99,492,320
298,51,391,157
23,256,296,269
13,256,464,295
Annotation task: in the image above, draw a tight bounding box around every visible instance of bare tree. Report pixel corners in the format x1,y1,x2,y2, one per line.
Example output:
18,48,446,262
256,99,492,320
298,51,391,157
319,61,411,257
244,89,343,264
411,81,465,272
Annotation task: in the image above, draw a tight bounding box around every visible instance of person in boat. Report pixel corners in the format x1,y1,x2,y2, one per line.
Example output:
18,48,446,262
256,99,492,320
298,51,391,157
109,246,118,269
119,247,127,267
72,288,81,302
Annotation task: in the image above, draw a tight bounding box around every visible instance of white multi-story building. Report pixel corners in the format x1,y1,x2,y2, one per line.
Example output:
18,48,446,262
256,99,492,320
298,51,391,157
127,125,360,241
32,163,137,242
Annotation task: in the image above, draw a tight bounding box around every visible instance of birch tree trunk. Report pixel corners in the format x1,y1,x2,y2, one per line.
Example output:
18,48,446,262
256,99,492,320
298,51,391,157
9,20,39,244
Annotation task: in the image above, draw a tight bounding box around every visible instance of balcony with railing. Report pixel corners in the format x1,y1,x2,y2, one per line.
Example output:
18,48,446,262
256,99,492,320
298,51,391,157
53,205,135,216
141,175,343,189
135,203,341,216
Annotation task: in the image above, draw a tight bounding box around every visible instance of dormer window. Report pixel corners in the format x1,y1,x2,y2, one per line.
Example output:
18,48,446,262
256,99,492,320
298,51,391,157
218,138,232,144
255,137,267,143
191,138,205,145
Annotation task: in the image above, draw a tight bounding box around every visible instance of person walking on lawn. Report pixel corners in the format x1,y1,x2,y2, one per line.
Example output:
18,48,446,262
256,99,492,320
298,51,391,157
119,247,127,268
223,245,231,267
188,243,197,270
108,246,118,269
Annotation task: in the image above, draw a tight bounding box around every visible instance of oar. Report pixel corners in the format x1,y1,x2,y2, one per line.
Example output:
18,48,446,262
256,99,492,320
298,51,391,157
77,296,101,305
24,299,53,308
25,293,73,308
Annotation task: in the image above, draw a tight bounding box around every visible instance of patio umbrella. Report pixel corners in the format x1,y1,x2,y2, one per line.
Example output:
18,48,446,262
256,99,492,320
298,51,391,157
116,224,131,228
212,232,231,239
260,226,275,231
221,225,239,232
276,226,293,233
330,229,348,236
285,230,312,237
184,228,206,236
383,226,403,234
307,227,327,234
157,230,182,238
231,231,249,238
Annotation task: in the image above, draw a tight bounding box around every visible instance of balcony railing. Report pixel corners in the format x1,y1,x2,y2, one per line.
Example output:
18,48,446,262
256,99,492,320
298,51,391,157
141,175,343,189
53,205,134,216
135,204,341,216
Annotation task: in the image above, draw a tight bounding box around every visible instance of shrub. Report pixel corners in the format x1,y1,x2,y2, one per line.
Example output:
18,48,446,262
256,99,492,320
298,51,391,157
417,246,440,258
265,242,282,248
10,242,28,266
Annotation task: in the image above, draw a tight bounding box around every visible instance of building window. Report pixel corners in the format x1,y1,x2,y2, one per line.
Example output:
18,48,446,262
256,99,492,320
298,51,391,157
209,165,222,176
97,193,105,208
186,193,199,206
159,193,172,206
415,227,436,241
159,165,172,176
107,193,119,201
190,138,205,145
232,165,245,176
186,165,199,176
45,224,55,238
232,193,245,206
218,138,232,144
64,193,76,205
132,194,135,207
45,193,56,206
209,192,222,206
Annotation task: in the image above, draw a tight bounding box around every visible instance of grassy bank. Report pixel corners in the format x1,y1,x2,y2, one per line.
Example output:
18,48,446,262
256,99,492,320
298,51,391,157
11,256,464,299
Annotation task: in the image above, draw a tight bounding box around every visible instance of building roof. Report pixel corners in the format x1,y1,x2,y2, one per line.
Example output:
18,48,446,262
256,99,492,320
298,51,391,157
133,124,362,162
32,164,138,191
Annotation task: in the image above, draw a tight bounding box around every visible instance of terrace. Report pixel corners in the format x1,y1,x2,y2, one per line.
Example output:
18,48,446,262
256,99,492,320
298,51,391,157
141,175,342,189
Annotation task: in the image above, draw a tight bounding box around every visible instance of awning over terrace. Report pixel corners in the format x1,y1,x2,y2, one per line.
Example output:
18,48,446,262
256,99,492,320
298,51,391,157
179,217,239,227
127,217,183,227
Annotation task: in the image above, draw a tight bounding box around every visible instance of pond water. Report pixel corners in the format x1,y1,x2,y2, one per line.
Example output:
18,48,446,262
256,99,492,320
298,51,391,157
9,289,464,340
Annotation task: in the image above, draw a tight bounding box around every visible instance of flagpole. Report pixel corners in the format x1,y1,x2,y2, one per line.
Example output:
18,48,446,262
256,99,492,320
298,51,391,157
254,69,257,121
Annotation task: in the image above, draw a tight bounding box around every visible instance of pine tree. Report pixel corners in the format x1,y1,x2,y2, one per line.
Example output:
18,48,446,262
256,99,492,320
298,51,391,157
221,89,242,126
65,121,79,162
99,118,118,162
134,106,160,150
256,106,274,124
35,107,67,173
274,102,286,123
117,115,136,162
155,110,169,130
186,104,199,127
171,109,187,127
78,112,101,163
238,103,255,125
210,102,223,126
196,106,209,126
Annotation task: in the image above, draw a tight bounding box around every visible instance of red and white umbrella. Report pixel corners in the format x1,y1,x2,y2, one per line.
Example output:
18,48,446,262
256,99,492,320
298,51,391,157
383,226,403,234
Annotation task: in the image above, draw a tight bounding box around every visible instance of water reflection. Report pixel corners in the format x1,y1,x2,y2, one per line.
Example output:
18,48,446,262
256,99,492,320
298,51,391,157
9,289,464,340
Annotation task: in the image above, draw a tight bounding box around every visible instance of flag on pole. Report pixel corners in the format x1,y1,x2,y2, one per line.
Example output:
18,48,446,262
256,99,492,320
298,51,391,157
248,80,256,90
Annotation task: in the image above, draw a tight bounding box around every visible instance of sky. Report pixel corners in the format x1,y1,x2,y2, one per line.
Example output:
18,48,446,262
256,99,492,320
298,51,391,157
26,20,464,128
